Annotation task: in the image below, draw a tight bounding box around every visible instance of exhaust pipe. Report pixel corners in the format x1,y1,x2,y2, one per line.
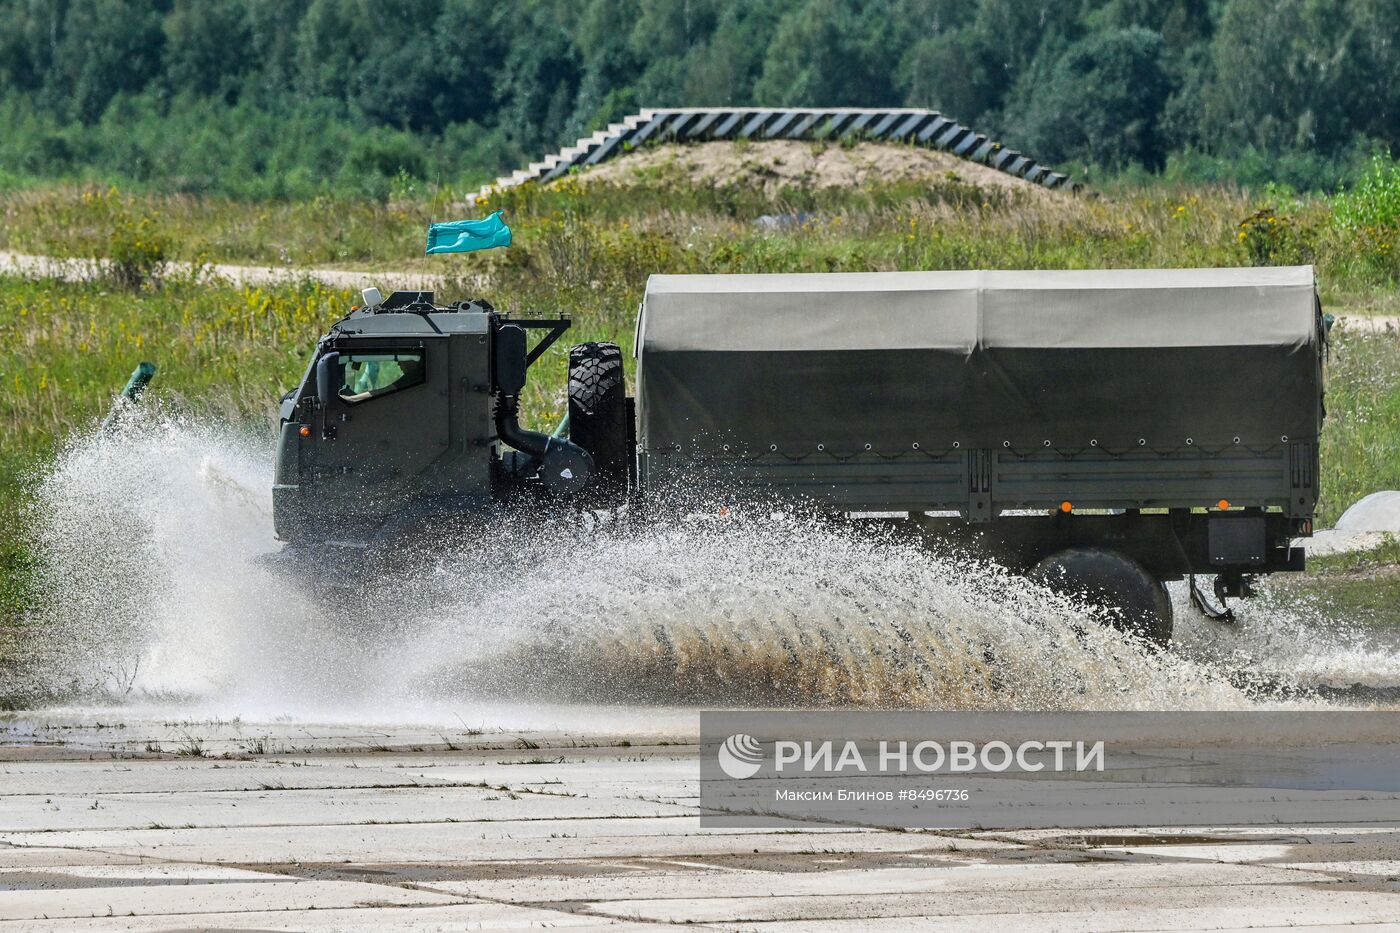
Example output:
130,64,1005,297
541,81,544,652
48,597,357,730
496,394,593,496
496,393,554,467
494,324,592,496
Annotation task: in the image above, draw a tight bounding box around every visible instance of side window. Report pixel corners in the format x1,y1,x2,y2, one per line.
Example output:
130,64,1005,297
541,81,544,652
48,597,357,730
338,352,425,403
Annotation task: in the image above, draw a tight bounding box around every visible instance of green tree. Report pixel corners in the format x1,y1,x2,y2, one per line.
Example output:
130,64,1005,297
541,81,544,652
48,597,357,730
897,31,999,123
626,0,721,107
53,0,166,122
293,0,375,103
682,3,789,105
1347,0,1400,148
970,0,1078,84
244,0,312,97
1198,0,1357,154
1092,0,1211,51
628,0,720,65
1005,26,1171,168
754,0,900,106
566,0,641,135
163,0,253,98
493,3,583,152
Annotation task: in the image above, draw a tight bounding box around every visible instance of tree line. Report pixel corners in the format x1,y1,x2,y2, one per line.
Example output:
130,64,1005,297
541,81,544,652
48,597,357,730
1,0,1396,197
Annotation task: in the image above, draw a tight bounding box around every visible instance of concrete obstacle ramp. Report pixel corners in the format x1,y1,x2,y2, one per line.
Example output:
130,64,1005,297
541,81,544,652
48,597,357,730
475,106,1074,203
1302,490,1400,556
1337,490,1400,533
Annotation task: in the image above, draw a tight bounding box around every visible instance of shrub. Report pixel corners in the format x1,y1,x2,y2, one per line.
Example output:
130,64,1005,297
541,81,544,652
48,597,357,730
106,214,170,290
1237,207,1317,266
1333,152,1400,229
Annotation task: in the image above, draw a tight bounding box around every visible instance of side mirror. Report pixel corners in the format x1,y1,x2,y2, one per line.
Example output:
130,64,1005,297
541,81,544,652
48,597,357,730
315,352,340,408
493,325,527,395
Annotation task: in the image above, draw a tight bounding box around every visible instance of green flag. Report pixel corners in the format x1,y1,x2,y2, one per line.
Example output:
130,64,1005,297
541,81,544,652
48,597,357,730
426,211,512,255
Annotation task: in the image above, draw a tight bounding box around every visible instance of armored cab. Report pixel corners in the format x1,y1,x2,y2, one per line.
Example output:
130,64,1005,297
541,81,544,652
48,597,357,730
273,292,621,548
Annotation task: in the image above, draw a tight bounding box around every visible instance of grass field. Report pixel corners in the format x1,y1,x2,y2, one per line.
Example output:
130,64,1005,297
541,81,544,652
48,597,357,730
1270,535,1400,628
3,164,1400,627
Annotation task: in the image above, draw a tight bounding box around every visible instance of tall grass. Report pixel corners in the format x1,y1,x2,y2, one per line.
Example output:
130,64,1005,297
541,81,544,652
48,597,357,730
6,168,1397,305
0,277,348,456
1319,327,1400,525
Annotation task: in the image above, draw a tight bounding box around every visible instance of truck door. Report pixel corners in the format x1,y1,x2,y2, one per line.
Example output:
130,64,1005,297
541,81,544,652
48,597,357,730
310,339,451,527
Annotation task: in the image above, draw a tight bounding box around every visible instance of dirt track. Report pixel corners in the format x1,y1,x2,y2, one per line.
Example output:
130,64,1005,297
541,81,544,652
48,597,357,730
0,249,444,293
2,712,1399,930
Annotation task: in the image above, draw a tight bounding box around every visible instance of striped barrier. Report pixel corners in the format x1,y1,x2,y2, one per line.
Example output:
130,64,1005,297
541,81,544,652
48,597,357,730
475,107,1073,201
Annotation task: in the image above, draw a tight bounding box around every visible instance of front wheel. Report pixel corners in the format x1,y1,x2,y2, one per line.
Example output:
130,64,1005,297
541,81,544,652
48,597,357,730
1031,547,1173,646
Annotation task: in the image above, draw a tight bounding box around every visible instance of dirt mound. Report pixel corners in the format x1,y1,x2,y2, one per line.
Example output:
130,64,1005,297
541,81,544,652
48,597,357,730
568,140,1057,197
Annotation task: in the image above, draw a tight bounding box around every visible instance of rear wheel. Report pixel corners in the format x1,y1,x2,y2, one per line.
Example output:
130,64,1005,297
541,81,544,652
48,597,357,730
1031,547,1173,646
568,342,629,507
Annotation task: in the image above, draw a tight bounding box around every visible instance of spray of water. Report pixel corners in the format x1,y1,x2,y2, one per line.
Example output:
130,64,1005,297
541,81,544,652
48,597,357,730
17,413,1400,719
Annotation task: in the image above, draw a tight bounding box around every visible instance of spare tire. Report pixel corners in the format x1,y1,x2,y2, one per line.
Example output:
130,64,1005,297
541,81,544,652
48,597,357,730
1031,547,1173,646
567,342,629,507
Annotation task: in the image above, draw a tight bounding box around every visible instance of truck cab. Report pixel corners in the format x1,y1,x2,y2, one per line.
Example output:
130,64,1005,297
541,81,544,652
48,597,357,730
273,291,621,549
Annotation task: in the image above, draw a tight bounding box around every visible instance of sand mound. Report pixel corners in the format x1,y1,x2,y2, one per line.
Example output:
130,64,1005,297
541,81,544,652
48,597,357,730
566,140,1056,198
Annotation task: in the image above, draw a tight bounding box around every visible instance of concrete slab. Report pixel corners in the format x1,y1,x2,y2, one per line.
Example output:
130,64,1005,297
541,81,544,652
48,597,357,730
3,711,1399,931
0,760,440,796
0,877,460,922
377,755,701,803
422,859,1343,905
738,894,1400,932
581,883,1400,926
1276,851,1400,874
0,824,960,866
0,847,147,870
0,863,289,885
17,903,676,931
1087,837,1400,866
1209,927,1400,933
0,785,693,833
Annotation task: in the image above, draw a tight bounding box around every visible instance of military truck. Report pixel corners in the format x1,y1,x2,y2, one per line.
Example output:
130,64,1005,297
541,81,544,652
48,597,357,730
273,267,1325,643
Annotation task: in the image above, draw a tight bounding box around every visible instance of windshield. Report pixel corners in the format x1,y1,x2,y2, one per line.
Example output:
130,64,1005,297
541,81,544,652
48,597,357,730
337,352,424,403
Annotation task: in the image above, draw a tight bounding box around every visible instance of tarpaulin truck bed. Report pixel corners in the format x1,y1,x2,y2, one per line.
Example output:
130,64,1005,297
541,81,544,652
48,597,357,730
635,267,1323,520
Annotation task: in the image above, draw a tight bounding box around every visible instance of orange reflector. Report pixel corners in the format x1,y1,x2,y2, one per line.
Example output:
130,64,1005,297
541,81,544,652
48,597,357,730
1060,501,1073,513
298,425,311,438
1217,499,1230,510
719,505,731,517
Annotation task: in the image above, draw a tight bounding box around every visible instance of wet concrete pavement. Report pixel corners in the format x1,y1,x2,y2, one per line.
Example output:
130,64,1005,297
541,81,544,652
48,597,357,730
2,714,1399,931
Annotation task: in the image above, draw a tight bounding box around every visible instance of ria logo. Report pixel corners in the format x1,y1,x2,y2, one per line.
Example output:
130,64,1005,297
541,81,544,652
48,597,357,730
717,733,764,779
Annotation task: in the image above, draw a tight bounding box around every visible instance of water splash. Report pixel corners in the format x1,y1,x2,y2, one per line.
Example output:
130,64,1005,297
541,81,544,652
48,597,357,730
16,413,1399,718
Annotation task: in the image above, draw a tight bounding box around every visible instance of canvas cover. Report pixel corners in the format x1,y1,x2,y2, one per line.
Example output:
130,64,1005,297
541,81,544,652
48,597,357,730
636,267,1323,454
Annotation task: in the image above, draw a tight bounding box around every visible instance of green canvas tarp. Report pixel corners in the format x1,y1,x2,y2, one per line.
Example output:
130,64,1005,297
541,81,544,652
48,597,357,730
636,267,1323,457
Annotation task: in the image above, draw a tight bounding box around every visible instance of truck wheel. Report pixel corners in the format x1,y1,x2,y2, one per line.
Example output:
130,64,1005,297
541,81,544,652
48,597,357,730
1031,547,1174,646
568,342,628,507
